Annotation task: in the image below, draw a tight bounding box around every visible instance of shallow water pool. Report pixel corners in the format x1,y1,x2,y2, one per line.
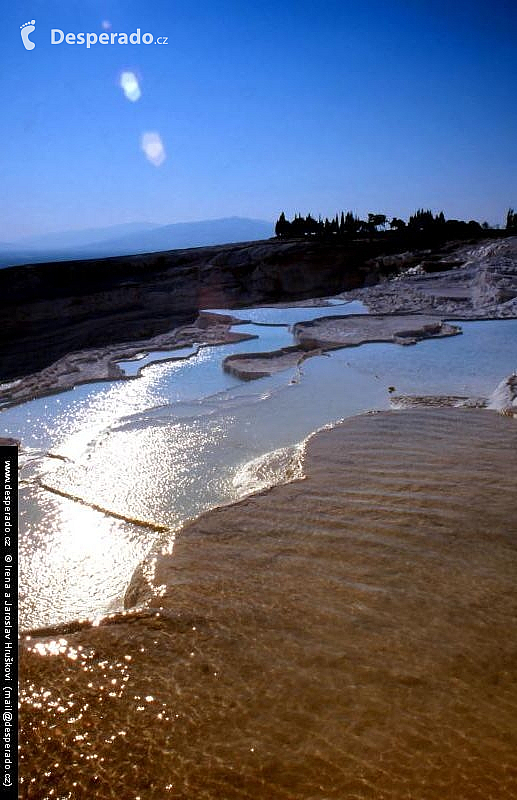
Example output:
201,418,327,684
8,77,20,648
4,311,517,630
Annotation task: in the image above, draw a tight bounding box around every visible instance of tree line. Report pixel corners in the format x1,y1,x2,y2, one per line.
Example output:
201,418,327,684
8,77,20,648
275,208,517,238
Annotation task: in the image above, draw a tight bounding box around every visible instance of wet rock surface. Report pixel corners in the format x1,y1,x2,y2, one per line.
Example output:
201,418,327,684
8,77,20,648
0,315,253,408
223,346,312,380
293,314,460,349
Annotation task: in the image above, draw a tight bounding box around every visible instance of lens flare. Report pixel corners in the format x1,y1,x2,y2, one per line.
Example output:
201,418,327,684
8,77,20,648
141,132,166,166
119,71,141,102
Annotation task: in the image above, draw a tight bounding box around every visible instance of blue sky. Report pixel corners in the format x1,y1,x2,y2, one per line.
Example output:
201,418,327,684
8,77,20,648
1,0,516,238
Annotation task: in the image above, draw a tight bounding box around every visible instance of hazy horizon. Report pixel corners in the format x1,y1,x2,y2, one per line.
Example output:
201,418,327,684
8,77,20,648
2,1,516,239
0,215,274,247
0,216,276,268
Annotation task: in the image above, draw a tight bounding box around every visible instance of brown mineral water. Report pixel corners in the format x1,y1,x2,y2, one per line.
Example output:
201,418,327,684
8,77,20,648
19,408,517,799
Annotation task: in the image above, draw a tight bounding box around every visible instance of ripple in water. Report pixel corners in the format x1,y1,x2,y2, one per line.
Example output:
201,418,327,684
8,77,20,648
19,409,517,799
6,316,517,630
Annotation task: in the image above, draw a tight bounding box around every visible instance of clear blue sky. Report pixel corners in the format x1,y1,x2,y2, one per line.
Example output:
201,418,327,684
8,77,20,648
1,0,516,239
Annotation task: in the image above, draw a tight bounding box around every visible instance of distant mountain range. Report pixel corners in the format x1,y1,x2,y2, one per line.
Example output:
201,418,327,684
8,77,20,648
0,217,274,268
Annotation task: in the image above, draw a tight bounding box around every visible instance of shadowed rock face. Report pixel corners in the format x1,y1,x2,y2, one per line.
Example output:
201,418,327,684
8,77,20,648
0,238,373,380
0,235,490,381
2,234,515,382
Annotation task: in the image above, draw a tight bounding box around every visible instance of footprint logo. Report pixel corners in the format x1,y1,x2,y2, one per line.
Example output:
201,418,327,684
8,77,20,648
20,20,36,50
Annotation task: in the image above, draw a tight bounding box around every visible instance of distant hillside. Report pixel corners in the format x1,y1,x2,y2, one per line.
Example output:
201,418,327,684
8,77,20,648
0,217,274,267
78,217,274,255
8,221,160,250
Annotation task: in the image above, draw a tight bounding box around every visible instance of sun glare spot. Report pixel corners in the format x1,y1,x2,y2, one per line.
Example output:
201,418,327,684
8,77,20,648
119,71,141,102
141,132,166,166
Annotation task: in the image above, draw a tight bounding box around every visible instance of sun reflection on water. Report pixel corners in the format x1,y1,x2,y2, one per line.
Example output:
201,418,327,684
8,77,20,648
12,317,517,633
19,486,165,629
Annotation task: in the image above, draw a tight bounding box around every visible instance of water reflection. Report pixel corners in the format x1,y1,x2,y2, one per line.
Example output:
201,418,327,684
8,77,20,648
6,307,517,630
19,409,517,800
205,298,367,325
116,345,199,376
19,486,162,629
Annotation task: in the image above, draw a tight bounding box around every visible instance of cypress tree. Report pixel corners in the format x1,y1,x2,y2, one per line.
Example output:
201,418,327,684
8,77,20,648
275,212,292,237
